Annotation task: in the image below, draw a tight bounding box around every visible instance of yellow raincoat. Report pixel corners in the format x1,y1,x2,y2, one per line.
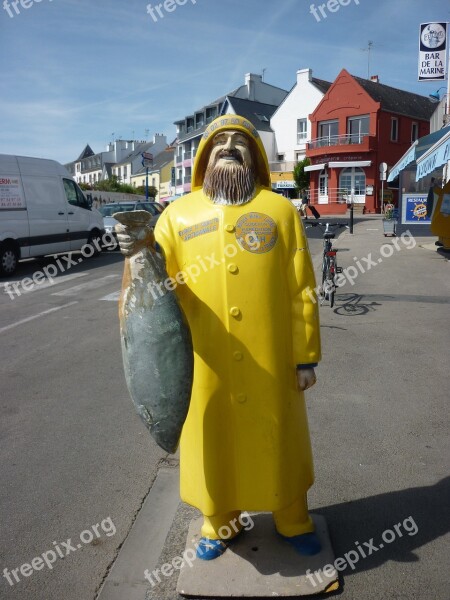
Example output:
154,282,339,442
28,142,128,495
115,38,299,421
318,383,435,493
155,115,321,517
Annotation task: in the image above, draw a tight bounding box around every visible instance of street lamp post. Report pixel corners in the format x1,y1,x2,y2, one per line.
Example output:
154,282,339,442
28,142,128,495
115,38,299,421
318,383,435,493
141,152,153,200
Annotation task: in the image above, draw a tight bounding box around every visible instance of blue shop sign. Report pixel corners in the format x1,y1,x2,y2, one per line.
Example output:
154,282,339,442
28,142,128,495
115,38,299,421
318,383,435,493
402,194,431,224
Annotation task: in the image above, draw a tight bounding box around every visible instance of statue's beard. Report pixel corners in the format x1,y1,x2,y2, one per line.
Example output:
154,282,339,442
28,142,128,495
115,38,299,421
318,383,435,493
203,160,256,205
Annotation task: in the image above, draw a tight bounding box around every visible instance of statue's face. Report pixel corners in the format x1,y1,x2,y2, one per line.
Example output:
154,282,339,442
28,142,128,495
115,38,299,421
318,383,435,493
207,131,253,171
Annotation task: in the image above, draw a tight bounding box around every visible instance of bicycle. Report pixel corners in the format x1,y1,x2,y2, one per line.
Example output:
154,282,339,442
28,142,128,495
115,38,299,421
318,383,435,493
306,221,348,308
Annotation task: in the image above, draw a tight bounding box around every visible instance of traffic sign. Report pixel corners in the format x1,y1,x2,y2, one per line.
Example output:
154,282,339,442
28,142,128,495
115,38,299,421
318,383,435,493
142,152,153,167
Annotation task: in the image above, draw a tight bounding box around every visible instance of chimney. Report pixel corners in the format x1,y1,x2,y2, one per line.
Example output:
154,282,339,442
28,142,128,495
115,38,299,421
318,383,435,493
370,75,379,83
297,68,313,84
245,73,262,101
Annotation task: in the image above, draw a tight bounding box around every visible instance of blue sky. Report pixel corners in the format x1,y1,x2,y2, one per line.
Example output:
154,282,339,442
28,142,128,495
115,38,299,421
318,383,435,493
0,0,448,163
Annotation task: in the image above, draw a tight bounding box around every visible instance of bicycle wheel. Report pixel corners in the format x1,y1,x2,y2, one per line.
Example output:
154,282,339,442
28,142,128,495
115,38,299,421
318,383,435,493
321,257,329,301
329,258,336,308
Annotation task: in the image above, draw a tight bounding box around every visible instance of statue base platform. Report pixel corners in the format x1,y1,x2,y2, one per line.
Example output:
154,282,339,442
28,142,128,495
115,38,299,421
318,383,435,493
177,513,338,597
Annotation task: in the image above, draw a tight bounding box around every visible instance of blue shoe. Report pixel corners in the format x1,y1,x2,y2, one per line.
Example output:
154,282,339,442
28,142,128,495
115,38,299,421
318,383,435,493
280,532,322,556
196,538,228,560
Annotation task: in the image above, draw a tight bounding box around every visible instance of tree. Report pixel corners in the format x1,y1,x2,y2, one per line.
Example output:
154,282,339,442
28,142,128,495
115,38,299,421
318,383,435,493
94,175,135,194
293,158,311,196
136,185,158,199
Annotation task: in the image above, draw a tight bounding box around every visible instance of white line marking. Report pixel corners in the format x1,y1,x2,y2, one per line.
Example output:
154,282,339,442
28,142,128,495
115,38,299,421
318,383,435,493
366,228,379,231
2,272,87,296
51,274,120,297
100,291,121,301
0,302,78,334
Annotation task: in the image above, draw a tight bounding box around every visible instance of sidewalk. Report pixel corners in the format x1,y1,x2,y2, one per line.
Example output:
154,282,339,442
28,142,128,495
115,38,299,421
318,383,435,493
100,220,450,600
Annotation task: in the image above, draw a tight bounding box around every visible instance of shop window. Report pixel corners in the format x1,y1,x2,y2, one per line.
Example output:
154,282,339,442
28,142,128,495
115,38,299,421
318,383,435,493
339,167,366,197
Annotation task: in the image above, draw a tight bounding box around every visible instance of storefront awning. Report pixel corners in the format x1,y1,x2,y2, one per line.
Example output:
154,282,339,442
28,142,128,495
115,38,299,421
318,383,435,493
416,127,450,181
328,161,371,168
304,163,326,172
387,127,450,182
387,143,418,182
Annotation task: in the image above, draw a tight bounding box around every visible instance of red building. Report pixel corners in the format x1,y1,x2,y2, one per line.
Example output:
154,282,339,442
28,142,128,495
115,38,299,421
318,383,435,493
305,69,435,214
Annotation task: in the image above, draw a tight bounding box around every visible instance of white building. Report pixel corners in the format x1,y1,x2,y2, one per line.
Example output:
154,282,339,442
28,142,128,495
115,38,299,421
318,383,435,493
65,134,167,186
270,68,331,168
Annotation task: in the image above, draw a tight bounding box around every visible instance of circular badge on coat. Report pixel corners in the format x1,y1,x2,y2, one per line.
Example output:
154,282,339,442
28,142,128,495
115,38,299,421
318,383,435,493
235,212,278,254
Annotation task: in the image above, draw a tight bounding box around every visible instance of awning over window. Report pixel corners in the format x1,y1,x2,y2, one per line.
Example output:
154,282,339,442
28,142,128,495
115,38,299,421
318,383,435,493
387,127,450,182
416,127,450,181
304,163,326,172
328,161,371,168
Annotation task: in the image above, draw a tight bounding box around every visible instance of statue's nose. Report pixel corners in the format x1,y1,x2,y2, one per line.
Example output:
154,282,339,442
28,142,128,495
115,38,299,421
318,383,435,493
223,136,235,150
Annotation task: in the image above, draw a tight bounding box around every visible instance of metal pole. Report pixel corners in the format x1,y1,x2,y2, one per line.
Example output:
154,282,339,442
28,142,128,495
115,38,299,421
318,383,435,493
350,201,354,234
146,167,149,200
381,178,384,214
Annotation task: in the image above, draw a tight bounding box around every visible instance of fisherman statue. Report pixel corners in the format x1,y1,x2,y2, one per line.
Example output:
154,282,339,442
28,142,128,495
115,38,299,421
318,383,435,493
116,115,322,560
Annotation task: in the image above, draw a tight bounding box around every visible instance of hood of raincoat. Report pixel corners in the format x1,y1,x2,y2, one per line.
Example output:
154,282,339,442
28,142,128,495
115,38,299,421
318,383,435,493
191,114,271,191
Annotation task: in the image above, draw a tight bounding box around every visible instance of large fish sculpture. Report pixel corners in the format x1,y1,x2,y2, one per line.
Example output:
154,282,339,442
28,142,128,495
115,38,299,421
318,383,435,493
114,210,194,453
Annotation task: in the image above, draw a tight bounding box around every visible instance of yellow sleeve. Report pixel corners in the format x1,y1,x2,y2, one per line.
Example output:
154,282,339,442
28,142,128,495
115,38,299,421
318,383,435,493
154,208,179,278
289,211,321,367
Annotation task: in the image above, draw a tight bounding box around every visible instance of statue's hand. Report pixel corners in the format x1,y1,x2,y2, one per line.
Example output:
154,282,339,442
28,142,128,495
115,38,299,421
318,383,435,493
115,223,154,257
297,368,317,391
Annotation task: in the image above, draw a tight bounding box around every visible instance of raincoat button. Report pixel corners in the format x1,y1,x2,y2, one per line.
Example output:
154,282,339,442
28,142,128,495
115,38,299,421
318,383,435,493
225,224,235,233
236,393,247,403
233,351,243,361
228,263,238,274
230,306,240,317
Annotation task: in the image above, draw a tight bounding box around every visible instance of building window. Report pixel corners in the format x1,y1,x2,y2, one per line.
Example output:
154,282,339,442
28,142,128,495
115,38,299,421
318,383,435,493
295,152,304,162
339,167,366,199
195,113,204,129
391,117,399,142
277,153,285,161
297,118,307,143
411,122,419,142
318,120,339,146
206,106,218,124
152,177,156,187
319,170,328,196
123,166,127,179
347,115,369,143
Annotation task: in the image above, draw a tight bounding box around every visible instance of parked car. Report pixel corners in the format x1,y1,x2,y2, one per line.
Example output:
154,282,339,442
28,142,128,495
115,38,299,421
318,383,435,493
100,202,164,243
0,154,104,276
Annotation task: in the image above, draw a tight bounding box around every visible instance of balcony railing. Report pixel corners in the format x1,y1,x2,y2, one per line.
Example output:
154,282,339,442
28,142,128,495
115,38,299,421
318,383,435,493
184,175,191,184
175,154,183,164
308,133,369,150
305,187,366,205
183,151,192,159
176,178,182,186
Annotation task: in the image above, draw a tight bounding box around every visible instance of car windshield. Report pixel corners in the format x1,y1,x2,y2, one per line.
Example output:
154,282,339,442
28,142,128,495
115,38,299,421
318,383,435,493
99,204,134,217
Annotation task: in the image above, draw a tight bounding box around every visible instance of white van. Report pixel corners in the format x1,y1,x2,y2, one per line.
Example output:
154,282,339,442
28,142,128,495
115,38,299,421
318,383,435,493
0,154,105,276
